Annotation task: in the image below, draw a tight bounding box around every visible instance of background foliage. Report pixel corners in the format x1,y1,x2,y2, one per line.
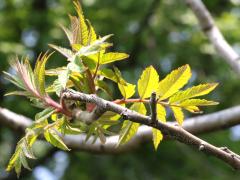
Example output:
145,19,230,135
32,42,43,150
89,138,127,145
1,0,240,179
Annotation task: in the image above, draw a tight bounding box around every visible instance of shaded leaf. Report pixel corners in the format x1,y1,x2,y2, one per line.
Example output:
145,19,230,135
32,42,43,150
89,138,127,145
44,129,70,151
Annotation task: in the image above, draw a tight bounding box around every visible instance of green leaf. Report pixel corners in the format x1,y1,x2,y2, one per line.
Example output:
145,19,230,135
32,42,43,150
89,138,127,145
58,68,70,89
44,128,70,151
73,0,89,46
34,53,53,95
67,55,85,73
100,52,129,64
157,104,166,122
171,106,184,125
6,148,21,172
86,20,97,44
118,121,140,145
184,106,201,113
60,24,73,44
118,82,136,99
19,153,31,170
22,138,36,159
49,44,73,58
35,107,55,123
96,80,113,98
15,156,22,178
138,66,159,99
152,128,163,150
169,83,218,103
180,99,219,107
19,152,31,170
118,103,146,145
157,64,191,100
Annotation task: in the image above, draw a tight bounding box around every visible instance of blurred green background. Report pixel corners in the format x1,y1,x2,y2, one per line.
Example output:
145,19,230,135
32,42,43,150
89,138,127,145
1,0,240,179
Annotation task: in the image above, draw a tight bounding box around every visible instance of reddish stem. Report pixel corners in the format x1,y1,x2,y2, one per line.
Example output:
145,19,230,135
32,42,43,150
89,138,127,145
113,99,148,104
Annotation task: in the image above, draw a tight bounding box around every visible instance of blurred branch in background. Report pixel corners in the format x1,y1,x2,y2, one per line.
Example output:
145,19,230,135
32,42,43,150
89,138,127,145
185,0,240,74
1,105,240,153
0,98,240,168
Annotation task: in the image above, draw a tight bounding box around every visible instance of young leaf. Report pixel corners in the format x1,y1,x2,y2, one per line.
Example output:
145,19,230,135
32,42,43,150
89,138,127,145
157,64,191,100
58,68,70,89
180,99,219,107
100,52,129,64
73,0,89,46
118,103,146,145
34,52,53,95
44,128,70,151
152,104,166,150
49,44,73,59
96,80,113,98
118,121,139,145
138,66,159,99
118,82,136,99
157,104,166,122
152,128,163,150
169,83,218,103
35,107,56,123
171,107,184,125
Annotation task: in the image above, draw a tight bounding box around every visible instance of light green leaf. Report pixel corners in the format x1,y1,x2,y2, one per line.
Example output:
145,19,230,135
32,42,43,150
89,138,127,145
138,66,159,99
96,80,113,98
19,152,31,170
180,99,219,107
171,107,184,125
22,138,36,159
44,129,70,151
58,68,70,89
184,106,201,113
157,104,166,122
100,52,129,64
118,103,146,145
157,64,191,100
118,82,136,99
152,128,163,150
169,83,218,103
49,44,73,58
35,107,55,123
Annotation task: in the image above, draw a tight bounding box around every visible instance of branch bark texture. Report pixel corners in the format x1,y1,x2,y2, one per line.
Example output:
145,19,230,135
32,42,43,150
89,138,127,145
62,90,240,170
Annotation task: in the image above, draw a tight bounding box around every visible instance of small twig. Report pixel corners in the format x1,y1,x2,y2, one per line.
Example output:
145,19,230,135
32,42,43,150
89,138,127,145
149,92,157,124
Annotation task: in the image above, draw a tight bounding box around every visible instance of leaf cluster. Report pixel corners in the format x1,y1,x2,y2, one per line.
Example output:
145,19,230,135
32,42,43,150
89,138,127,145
4,1,218,176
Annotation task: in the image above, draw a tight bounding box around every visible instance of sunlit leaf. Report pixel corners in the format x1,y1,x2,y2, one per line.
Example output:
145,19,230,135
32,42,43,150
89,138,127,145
118,82,136,99
100,52,129,64
171,107,184,125
169,83,218,103
48,44,73,59
152,128,163,150
180,99,219,107
157,104,166,122
138,66,159,99
157,65,191,100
